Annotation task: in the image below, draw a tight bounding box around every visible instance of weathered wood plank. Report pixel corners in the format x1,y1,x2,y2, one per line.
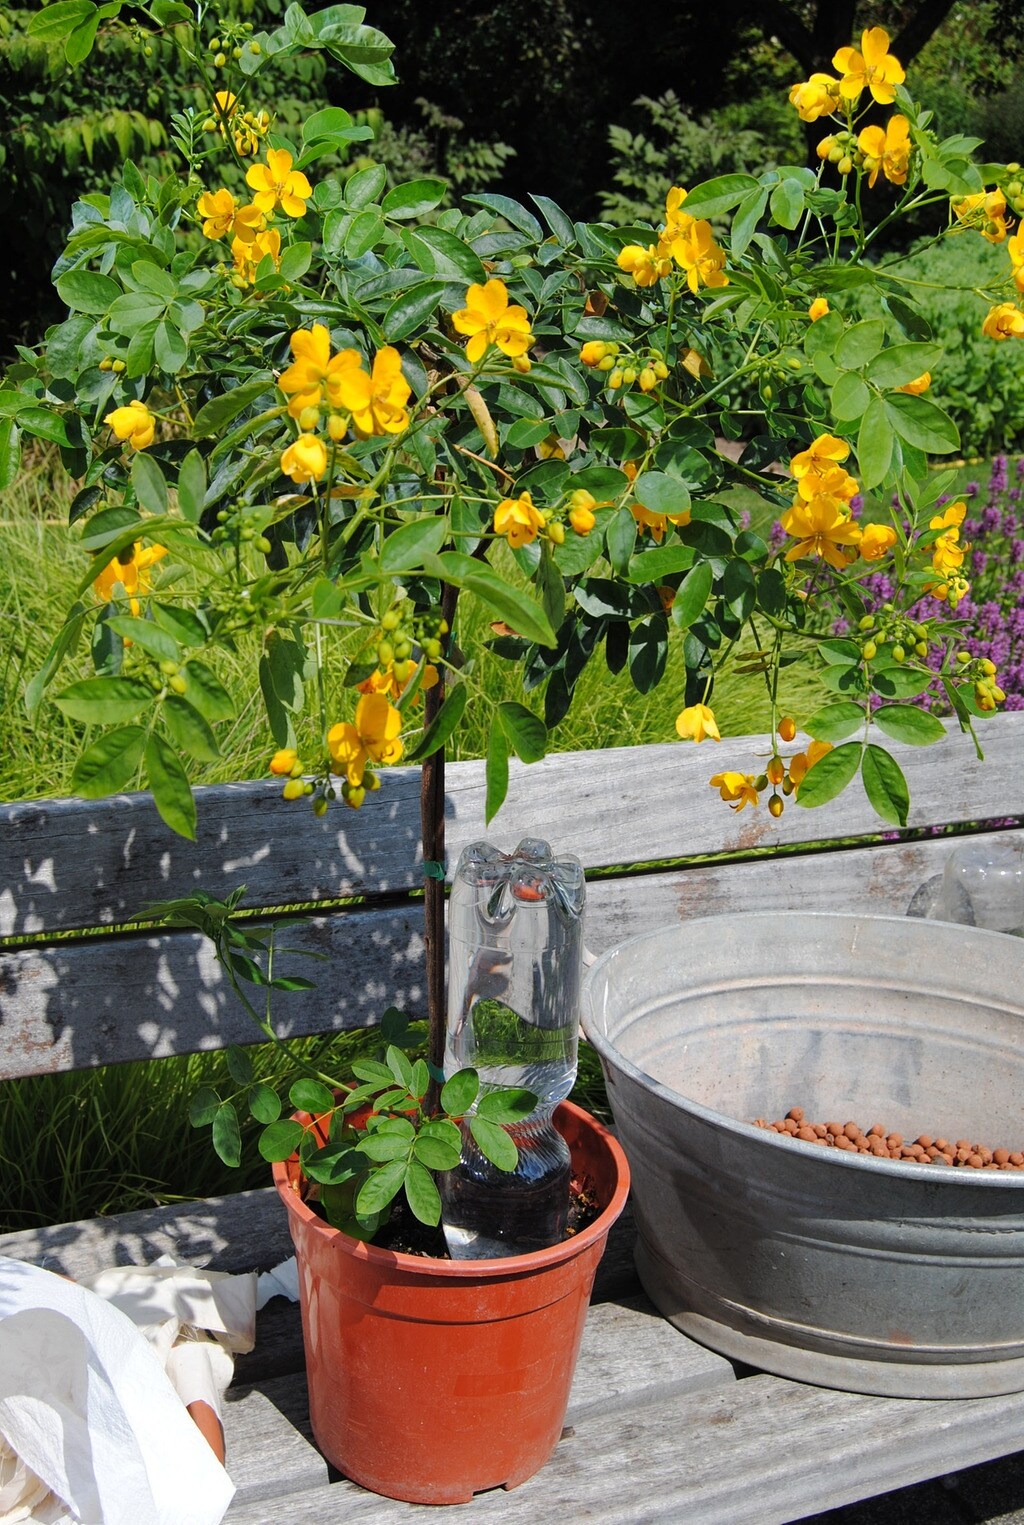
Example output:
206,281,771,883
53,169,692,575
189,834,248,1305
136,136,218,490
3,715,1021,935
222,1374,1024,1525
221,1379,328,1509
4,827,1020,1075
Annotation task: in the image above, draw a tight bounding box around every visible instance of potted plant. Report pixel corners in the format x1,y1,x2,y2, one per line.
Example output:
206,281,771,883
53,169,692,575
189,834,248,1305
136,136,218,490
4,0,1020,1496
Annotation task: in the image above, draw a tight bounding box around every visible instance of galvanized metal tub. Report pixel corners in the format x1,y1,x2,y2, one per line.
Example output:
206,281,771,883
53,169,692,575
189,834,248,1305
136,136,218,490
582,912,1024,1398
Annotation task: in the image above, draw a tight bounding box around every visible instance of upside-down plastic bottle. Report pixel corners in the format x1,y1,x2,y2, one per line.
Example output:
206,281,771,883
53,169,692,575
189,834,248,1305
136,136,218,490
440,838,586,1259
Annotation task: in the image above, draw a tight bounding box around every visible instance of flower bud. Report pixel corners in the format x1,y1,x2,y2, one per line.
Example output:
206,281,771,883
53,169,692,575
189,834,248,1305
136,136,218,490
768,795,784,818
548,521,566,544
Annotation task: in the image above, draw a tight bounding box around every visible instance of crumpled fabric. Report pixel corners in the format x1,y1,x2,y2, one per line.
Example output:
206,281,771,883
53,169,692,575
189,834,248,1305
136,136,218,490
0,1254,258,1525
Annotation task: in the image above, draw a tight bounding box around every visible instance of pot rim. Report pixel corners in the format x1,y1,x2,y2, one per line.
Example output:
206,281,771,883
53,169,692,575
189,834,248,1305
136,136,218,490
272,1098,631,1273
582,911,1024,1189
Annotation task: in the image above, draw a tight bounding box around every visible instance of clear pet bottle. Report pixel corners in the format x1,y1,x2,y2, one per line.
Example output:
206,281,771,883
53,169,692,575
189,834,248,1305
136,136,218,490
440,838,586,1259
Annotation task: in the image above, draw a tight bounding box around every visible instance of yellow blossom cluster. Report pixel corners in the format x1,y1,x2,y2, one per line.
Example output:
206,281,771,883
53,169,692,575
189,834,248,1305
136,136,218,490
452,279,533,371
779,435,865,570
952,189,1009,245
276,324,412,485
208,91,270,158
196,148,311,289
104,399,155,452
92,539,168,616
616,186,728,295
328,693,404,807
789,28,905,122
925,502,971,606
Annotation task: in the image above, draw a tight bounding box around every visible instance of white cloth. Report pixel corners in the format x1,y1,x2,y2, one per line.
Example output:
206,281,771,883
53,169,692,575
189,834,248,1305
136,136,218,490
0,1256,249,1525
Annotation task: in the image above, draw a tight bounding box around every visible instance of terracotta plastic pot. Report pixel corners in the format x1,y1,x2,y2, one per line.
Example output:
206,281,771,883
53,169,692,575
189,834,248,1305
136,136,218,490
273,1100,629,1504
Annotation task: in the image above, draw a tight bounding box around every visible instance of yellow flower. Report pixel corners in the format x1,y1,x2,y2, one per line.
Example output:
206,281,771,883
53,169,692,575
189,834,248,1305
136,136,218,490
931,501,967,532
327,693,404,787
269,748,298,776
858,524,897,561
93,540,168,615
245,148,312,219
896,371,931,395
278,325,363,418
495,491,544,549
788,73,841,122
630,500,691,544
857,115,911,189
616,243,672,287
664,185,692,232
580,341,609,366
280,433,328,485
331,346,412,438
780,495,863,570
231,226,281,286
709,772,760,811
794,463,858,507
788,741,832,787
953,189,1008,244
197,187,264,244
982,302,1024,340
675,704,721,743
789,433,850,479
104,399,155,452
358,661,439,705
808,297,830,321
452,279,533,364
664,219,728,294
568,489,597,535
1009,231,1024,294
213,90,237,124
833,27,905,106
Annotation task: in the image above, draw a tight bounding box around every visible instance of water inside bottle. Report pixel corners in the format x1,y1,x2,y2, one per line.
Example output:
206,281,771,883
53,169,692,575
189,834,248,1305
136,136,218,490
440,838,585,1259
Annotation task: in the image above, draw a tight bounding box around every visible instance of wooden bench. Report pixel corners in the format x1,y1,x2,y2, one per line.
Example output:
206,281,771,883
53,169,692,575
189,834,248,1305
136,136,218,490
3,713,1024,1523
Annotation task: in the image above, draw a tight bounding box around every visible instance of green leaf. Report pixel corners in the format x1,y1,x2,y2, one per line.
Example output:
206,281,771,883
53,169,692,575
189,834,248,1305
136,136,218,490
386,1044,414,1089
865,343,942,390
529,193,576,244
605,506,637,576
404,681,467,763
25,602,87,720
355,1157,407,1215
189,1086,221,1127
884,393,959,454
344,163,388,207
497,701,546,763
402,1159,441,1224
469,1116,517,1171
55,269,119,315
279,242,312,282
163,696,221,762
70,725,146,797
805,700,864,742
485,723,510,824
78,506,142,550
463,568,556,647
633,471,690,516
465,192,543,239
0,419,20,493
130,451,168,514
145,733,196,839
226,1044,254,1085
730,186,769,258
212,1102,241,1168
380,516,448,572
413,1130,462,1171
628,613,668,694
835,320,886,371
769,177,805,230
154,319,187,373
289,1079,335,1114
476,1087,537,1124
830,371,870,422
795,741,861,809
177,450,206,523
16,407,71,447
873,704,946,745
28,0,95,39
248,1084,282,1125
55,676,153,724
382,178,447,220
857,395,893,490
678,173,759,220
104,617,178,662
258,1119,305,1161
182,661,235,723
383,281,444,342
861,743,909,826
670,562,713,630
358,1131,413,1161
152,605,207,648
871,665,932,700
441,1069,479,1117
192,377,274,438
628,544,694,583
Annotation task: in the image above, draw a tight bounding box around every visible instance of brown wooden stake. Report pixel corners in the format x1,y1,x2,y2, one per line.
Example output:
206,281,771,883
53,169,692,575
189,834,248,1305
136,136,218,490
422,581,460,1097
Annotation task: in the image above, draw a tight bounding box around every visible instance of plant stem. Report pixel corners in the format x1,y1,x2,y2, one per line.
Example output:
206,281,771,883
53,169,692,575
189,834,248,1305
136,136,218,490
421,579,460,1105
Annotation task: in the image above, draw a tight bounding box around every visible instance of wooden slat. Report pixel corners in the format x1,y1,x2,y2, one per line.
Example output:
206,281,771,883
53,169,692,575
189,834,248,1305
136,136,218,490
222,1374,1024,1525
3,827,1020,1076
221,1379,328,1509
3,714,1022,936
